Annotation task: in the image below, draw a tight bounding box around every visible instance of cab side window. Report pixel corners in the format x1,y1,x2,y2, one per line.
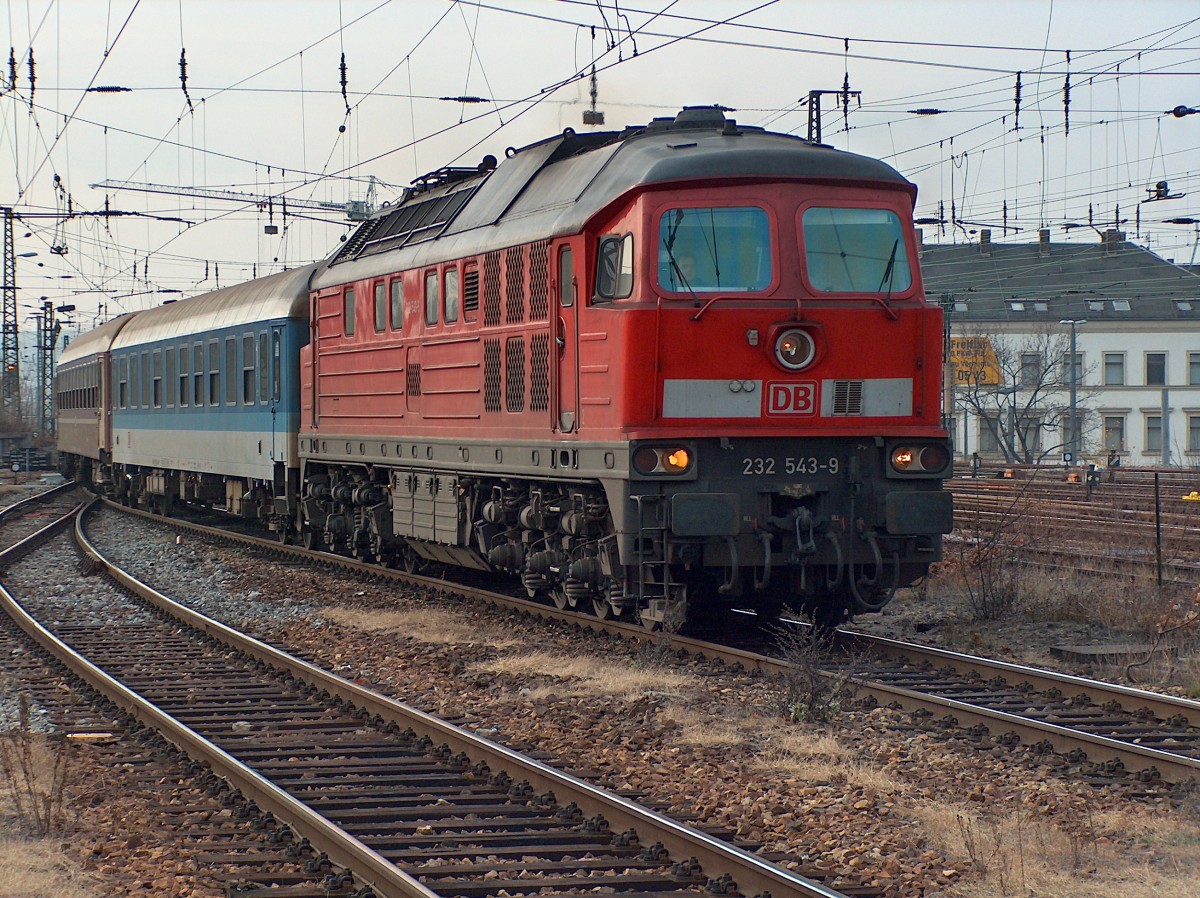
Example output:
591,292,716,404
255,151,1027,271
424,271,439,326
595,233,634,302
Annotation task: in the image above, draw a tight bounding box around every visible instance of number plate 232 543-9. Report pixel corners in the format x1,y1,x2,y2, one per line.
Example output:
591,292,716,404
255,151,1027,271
741,456,840,476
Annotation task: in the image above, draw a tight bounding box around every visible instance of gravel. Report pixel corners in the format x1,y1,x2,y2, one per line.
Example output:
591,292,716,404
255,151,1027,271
2,505,1197,898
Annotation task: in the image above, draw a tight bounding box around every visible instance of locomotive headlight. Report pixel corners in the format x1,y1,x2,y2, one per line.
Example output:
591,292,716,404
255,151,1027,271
890,444,951,474
774,328,816,371
632,445,693,476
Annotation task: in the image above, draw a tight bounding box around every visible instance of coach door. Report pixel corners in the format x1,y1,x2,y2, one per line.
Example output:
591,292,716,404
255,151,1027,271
270,326,285,460
553,243,578,432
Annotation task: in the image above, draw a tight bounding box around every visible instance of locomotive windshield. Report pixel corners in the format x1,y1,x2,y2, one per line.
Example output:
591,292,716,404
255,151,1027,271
657,206,771,294
801,207,912,294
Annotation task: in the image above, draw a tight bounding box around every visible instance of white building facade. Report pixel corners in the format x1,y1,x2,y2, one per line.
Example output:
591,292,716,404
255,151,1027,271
921,231,1200,467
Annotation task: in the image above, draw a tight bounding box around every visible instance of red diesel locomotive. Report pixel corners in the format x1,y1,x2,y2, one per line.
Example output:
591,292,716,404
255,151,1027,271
296,106,952,627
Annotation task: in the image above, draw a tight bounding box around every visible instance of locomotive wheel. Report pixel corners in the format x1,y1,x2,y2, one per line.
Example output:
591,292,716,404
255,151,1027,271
302,528,321,551
591,597,613,620
276,525,290,545
399,546,424,574
550,588,570,611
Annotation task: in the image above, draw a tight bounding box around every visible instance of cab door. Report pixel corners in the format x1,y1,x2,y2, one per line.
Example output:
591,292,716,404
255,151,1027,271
553,243,579,432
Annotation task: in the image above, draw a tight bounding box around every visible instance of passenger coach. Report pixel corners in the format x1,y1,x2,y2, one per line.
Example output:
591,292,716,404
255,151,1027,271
106,265,314,522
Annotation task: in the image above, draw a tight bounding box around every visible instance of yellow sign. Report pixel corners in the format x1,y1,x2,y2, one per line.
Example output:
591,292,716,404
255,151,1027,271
949,336,1001,386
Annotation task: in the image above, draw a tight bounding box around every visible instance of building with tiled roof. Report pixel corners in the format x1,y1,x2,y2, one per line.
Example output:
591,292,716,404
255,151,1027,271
920,228,1200,466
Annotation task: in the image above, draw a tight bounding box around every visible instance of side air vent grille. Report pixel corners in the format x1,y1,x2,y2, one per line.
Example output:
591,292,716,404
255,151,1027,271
831,380,864,416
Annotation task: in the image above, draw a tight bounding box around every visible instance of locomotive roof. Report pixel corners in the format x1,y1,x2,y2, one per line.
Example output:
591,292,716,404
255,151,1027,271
58,312,138,368
313,107,913,289
110,264,317,350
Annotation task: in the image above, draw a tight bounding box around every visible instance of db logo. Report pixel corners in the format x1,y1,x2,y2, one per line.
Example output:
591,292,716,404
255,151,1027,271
766,381,817,415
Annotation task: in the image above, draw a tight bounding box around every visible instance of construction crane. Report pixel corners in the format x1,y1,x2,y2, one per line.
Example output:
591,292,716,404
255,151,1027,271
90,178,379,223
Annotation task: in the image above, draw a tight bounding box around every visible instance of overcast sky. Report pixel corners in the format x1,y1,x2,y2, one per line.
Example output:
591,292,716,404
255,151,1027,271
4,0,1199,338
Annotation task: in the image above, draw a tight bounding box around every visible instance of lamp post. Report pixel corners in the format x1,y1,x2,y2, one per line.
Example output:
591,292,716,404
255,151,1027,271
1059,319,1086,462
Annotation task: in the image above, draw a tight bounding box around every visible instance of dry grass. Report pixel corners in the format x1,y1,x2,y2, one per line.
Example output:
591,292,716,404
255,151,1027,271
750,727,901,792
912,800,1200,898
667,707,901,793
322,606,519,649
0,837,102,897
473,651,692,699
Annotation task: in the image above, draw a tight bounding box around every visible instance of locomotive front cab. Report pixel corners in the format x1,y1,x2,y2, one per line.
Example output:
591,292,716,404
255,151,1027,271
579,152,953,625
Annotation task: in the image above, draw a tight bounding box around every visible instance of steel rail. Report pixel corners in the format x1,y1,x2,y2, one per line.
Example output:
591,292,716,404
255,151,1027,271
0,479,79,523
77,504,846,898
0,501,441,898
97,499,1200,784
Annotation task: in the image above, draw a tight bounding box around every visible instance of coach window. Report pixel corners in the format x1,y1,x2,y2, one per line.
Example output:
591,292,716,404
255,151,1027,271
117,356,128,408
801,207,911,294
258,333,269,403
445,267,460,323
208,341,220,406
177,348,188,406
193,344,204,406
151,351,162,407
225,338,238,405
242,335,256,403
595,233,634,302
374,281,386,333
141,351,151,408
343,287,356,336
390,278,403,330
559,246,574,307
425,270,439,325
657,207,771,293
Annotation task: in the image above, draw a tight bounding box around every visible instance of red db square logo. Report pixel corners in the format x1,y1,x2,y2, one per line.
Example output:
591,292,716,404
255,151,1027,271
766,381,817,415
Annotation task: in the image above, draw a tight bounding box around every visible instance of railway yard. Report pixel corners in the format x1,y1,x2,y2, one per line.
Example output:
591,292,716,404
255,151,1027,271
0,478,1197,898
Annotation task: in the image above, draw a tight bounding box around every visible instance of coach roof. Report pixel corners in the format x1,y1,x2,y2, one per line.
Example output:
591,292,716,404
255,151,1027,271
111,264,317,350
58,312,138,368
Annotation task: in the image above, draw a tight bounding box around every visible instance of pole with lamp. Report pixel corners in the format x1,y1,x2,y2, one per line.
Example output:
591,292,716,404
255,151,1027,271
1059,319,1086,464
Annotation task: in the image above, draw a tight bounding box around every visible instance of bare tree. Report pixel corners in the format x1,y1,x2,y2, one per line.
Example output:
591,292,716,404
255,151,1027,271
952,326,1095,464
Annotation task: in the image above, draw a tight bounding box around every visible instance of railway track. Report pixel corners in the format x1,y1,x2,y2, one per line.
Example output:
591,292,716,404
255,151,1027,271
0,498,855,898
81,498,1200,788
948,474,1200,583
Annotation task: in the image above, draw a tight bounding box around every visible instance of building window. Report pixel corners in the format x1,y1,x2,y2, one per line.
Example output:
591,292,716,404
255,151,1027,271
1146,352,1166,386
1189,352,1200,386
1103,353,1124,386
1019,352,1042,387
1146,415,1162,454
1103,415,1125,452
978,415,1001,454
1061,352,1083,386
1190,415,1200,452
